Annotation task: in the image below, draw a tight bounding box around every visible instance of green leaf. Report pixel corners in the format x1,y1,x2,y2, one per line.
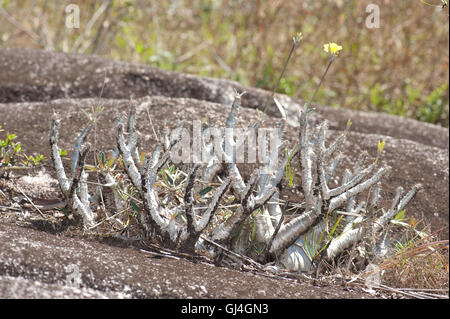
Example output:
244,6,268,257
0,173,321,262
85,165,98,171
285,144,298,188
98,151,105,164
288,168,295,187
80,108,93,122
165,173,173,185
14,143,21,153
6,133,17,141
394,209,406,221
139,151,146,164
58,207,71,217
106,157,115,169
305,108,316,115
199,186,212,197
315,231,326,256
251,219,257,242
130,200,141,213
329,215,343,238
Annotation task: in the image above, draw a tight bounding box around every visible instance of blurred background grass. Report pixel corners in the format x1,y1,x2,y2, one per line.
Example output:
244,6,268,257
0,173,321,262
1,0,448,126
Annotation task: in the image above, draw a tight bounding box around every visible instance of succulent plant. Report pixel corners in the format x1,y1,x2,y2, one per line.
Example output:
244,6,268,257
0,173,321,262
50,92,420,273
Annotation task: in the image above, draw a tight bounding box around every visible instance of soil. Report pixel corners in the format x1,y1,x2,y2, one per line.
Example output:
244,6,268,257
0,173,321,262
0,48,448,299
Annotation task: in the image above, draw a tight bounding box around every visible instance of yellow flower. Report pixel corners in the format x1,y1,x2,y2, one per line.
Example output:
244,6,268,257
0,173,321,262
377,139,386,155
323,42,343,56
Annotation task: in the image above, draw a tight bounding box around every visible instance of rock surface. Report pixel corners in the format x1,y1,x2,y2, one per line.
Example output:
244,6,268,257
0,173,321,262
0,48,448,298
0,223,370,299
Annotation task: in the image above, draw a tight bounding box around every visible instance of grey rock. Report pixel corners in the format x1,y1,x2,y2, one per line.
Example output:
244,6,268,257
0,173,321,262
0,48,448,299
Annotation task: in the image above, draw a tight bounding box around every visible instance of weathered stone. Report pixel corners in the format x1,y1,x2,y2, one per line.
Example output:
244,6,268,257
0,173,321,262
0,48,447,150
0,48,448,299
1,96,447,235
0,223,372,299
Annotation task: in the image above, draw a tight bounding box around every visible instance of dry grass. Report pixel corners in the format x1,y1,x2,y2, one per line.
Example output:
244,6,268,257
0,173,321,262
0,0,448,125
379,225,449,291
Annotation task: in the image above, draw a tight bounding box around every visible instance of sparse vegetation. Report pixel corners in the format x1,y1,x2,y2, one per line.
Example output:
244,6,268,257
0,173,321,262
0,125,44,177
45,32,446,297
379,223,449,292
0,0,447,298
0,0,448,125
